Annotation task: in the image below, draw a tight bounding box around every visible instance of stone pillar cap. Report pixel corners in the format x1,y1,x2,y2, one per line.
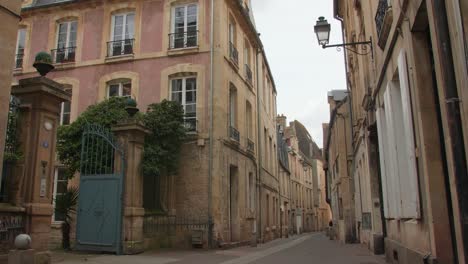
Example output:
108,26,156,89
11,76,71,102
112,120,151,135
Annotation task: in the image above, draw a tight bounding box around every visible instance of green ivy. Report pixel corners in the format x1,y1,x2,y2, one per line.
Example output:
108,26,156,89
3,107,22,163
56,98,186,179
142,100,186,177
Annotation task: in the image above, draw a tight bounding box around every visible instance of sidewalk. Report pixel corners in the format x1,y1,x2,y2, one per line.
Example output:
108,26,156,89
51,233,386,264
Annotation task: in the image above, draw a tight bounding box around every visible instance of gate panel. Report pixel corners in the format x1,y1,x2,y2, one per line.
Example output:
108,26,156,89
76,124,125,254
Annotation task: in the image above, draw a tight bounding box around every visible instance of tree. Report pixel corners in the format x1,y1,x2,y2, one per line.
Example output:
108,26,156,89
54,186,79,250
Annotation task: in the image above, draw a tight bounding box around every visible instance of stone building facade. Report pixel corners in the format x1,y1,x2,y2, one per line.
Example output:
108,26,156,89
326,0,468,263
12,0,279,249
323,90,355,243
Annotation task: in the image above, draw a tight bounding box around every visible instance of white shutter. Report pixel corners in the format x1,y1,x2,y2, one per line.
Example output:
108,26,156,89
376,106,390,218
384,87,402,218
397,51,421,219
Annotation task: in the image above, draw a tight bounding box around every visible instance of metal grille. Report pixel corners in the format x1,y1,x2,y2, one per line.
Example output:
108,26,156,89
14,54,24,69
0,213,25,254
169,31,198,49
51,47,76,63
247,139,255,153
362,212,372,230
230,126,240,142
245,64,253,84
106,39,134,57
229,42,239,65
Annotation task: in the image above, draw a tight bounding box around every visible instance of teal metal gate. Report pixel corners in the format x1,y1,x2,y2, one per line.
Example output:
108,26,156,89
76,124,125,254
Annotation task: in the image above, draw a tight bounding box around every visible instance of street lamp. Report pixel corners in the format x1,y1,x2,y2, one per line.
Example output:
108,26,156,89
314,16,373,58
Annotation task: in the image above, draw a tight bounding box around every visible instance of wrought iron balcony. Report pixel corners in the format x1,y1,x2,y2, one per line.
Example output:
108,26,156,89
51,46,76,63
14,53,23,69
229,42,239,65
230,126,240,142
245,64,253,84
169,31,198,50
107,39,134,57
247,139,255,153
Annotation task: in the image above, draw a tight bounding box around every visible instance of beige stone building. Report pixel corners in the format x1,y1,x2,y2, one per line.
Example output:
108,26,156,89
9,0,280,249
325,0,468,262
323,90,355,243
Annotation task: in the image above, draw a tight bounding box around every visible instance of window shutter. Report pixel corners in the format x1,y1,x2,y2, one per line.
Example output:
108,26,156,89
376,107,391,218
397,51,421,219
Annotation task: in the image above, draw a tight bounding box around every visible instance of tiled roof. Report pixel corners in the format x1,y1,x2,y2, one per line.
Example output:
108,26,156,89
27,0,73,8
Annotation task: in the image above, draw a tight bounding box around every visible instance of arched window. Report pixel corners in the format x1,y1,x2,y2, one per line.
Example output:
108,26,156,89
107,79,132,98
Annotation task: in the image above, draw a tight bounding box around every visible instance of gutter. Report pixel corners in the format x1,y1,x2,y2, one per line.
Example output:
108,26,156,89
255,47,262,243
208,0,214,248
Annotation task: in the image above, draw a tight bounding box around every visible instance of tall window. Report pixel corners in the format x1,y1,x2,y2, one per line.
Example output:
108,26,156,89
244,40,252,83
171,76,197,131
53,168,69,222
228,20,238,64
229,86,237,128
171,4,198,49
60,87,72,125
15,28,26,69
109,12,135,56
248,172,254,210
246,102,252,139
107,79,132,98
54,21,77,63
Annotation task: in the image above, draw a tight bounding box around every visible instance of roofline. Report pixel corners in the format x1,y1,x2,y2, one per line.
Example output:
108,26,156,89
324,96,348,154
22,0,77,11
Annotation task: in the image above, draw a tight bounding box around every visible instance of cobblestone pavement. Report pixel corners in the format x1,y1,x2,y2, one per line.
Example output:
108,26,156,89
52,233,386,264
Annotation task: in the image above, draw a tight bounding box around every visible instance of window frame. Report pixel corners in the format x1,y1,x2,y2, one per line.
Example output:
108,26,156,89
106,79,132,99
60,87,72,126
110,12,135,42
52,167,69,223
56,20,78,50
15,28,26,69
170,75,197,132
170,3,199,49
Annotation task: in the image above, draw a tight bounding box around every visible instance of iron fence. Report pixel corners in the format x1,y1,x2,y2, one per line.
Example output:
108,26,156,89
51,47,76,63
107,39,135,57
0,213,25,254
143,214,210,238
169,31,198,50
1,96,21,203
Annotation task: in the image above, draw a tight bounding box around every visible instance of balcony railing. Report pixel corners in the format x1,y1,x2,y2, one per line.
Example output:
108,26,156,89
107,39,135,57
229,42,239,65
14,53,23,69
247,139,255,153
51,47,76,64
245,64,253,84
169,31,198,50
375,0,389,38
230,126,240,142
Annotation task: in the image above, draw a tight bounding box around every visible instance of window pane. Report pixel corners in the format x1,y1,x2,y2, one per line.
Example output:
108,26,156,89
125,13,135,39
122,82,132,97
172,79,182,92
108,84,119,97
113,15,124,40
186,78,196,90
186,90,196,103
17,29,26,51
69,21,77,47
57,23,68,48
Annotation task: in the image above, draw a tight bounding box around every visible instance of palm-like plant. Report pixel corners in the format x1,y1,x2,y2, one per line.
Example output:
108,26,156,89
54,186,79,250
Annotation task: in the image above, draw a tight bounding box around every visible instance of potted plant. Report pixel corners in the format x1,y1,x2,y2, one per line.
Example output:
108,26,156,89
33,52,55,76
54,186,78,250
125,97,139,117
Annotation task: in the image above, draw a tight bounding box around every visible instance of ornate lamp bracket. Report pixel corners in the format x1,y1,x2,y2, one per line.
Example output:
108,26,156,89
322,37,374,59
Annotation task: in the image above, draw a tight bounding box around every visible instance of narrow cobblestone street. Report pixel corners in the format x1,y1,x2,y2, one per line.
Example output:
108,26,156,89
52,233,385,264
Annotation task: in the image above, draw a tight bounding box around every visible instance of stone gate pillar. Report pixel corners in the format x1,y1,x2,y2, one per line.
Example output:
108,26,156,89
112,120,150,254
10,77,70,250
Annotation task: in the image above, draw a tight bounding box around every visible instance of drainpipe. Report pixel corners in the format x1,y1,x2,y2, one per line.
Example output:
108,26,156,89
428,0,468,260
208,0,214,248
255,47,263,243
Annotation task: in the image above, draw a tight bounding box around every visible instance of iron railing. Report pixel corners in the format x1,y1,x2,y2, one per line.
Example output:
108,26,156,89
230,126,240,142
0,213,25,254
375,0,389,38
245,64,253,84
143,214,211,237
14,53,23,69
229,42,239,65
51,47,76,63
107,39,135,57
169,31,198,50
247,139,255,153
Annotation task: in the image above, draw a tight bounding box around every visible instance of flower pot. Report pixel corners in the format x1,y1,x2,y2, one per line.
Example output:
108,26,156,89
125,106,139,117
33,62,55,76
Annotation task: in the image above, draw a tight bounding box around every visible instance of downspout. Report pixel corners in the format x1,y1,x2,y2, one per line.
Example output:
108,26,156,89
255,47,263,243
429,0,468,260
208,0,214,248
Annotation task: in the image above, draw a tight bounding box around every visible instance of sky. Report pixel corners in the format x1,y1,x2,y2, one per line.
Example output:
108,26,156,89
251,0,346,148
